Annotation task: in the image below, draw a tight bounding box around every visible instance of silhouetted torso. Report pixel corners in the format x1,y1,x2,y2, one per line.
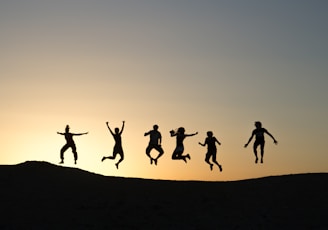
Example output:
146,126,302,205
64,133,75,145
253,128,267,142
113,133,122,147
176,134,185,147
205,137,218,151
149,130,161,145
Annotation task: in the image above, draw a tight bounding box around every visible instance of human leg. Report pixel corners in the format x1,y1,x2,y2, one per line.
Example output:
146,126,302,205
108,145,121,160
146,145,154,164
212,151,222,172
153,145,164,165
205,152,213,170
172,146,182,160
102,149,117,162
185,153,191,161
115,152,124,169
172,146,189,163
72,144,78,164
260,142,265,163
108,151,117,160
60,144,70,163
253,141,260,163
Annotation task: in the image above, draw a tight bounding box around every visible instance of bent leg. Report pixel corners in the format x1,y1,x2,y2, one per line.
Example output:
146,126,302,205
108,151,117,160
172,148,181,160
172,146,184,160
205,152,211,165
155,145,164,159
102,151,117,161
205,152,213,170
115,152,124,169
60,144,70,162
109,145,121,160
146,145,153,162
173,152,189,163
212,152,220,167
212,152,222,171
172,151,183,160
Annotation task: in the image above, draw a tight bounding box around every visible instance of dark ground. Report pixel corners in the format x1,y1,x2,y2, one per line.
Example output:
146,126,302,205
0,161,326,229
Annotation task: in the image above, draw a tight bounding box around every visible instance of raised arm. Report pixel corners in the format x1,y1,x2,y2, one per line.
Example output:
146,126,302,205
106,122,114,135
265,130,278,144
170,130,177,137
119,121,125,135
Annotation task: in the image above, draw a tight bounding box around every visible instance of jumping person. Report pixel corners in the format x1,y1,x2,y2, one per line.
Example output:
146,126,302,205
144,125,164,165
199,131,222,171
244,121,278,164
102,121,125,169
170,127,198,163
57,125,88,164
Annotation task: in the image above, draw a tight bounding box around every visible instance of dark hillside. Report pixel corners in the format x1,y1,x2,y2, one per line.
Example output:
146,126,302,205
0,161,326,229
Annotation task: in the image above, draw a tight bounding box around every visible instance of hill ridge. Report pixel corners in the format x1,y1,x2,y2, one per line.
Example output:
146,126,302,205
6,160,328,182
0,160,326,229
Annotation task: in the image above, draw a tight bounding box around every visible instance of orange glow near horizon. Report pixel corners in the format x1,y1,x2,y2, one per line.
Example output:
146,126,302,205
2,106,327,181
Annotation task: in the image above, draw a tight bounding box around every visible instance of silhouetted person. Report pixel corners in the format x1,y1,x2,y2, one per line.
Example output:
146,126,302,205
199,131,222,172
57,125,88,164
144,125,164,165
170,127,198,163
244,121,278,164
102,121,125,169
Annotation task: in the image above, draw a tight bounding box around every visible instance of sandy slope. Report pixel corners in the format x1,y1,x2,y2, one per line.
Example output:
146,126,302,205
0,161,326,229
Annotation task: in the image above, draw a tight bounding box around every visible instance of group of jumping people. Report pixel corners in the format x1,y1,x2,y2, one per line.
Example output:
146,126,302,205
57,121,278,171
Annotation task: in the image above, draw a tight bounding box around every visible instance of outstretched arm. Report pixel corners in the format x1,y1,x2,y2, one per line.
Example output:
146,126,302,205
57,132,64,135
106,122,114,135
119,121,125,135
72,132,88,136
144,131,150,136
244,133,254,147
265,130,278,144
186,132,198,137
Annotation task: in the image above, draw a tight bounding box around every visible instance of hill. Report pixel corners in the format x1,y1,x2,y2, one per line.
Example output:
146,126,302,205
0,161,326,229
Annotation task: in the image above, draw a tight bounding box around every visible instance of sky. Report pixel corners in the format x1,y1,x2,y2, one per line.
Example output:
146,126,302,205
1,0,327,181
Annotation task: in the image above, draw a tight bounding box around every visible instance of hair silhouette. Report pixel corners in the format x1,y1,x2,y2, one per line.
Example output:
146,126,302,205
199,131,222,171
57,125,88,164
170,127,198,163
144,124,164,165
244,121,278,164
102,121,125,169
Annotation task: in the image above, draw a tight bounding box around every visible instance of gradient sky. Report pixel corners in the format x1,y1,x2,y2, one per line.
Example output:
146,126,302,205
1,0,327,181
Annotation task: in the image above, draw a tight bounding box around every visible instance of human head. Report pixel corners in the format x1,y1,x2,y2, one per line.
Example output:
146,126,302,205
178,127,185,134
153,125,159,130
65,125,70,132
207,131,213,137
115,128,119,133
255,121,262,128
